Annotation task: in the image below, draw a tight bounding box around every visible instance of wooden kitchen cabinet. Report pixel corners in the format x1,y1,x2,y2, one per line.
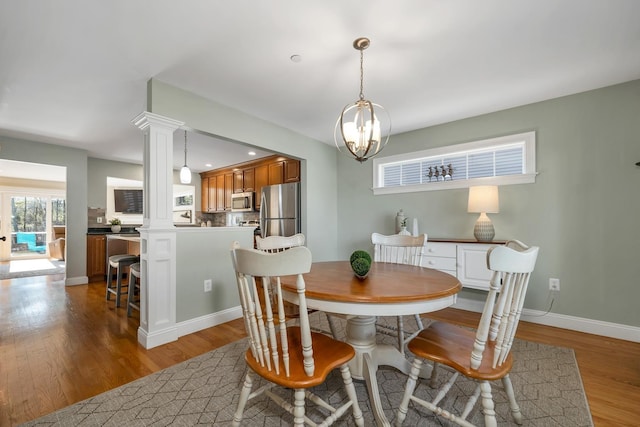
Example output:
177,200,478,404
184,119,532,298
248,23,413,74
201,154,300,212
201,174,230,212
87,234,106,282
243,168,255,191
201,176,209,212
233,170,244,193
201,176,217,212
216,173,227,212
268,161,284,185
233,168,255,193
224,172,233,210
208,176,218,212
254,164,269,210
284,159,300,183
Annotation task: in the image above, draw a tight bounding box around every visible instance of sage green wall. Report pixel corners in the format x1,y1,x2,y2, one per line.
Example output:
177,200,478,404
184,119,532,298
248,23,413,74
0,136,88,282
147,79,339,261
336,79,640,328
87,158,144,209
175,229,253,322
87,157,201,212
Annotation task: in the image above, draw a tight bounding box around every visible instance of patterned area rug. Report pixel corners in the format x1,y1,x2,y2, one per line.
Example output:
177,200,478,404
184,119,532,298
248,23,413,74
0,259,65,280
22,312,593,426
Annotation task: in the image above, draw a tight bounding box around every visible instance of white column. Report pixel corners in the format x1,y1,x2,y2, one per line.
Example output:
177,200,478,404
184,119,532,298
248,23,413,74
132,112,184,349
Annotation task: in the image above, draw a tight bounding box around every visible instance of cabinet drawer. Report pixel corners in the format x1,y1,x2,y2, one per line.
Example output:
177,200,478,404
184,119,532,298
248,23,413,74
424,242,457,258
422,256,457,272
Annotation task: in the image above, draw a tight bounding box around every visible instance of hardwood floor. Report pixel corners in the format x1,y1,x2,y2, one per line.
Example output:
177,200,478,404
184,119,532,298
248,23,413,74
1,274,638,426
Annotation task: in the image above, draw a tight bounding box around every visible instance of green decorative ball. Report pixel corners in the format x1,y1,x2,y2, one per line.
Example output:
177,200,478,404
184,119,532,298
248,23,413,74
351,257,371,278
350,250,372,265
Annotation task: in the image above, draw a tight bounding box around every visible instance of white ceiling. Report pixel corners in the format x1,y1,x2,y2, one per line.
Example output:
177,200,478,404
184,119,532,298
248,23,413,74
1,0,639,178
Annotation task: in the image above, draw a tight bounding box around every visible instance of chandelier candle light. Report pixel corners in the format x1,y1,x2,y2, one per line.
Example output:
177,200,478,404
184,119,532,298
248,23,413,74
467,185,499,242
180,130,191,184
334,37,391,163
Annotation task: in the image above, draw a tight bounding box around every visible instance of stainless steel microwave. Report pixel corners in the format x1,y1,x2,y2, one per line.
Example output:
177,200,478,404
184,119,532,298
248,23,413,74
231,192,254,212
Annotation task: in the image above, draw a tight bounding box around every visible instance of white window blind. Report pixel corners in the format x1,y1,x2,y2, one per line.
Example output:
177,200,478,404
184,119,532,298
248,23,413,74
373,131,536,194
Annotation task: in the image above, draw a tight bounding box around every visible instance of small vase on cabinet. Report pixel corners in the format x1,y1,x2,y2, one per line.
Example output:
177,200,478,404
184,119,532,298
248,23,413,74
399,226,411,236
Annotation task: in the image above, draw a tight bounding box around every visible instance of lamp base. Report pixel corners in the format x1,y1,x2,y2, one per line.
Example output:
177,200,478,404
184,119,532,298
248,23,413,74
473,213,495,242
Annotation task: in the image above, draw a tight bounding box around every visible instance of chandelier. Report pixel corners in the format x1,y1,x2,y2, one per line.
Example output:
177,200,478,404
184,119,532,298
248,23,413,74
334,37,391,163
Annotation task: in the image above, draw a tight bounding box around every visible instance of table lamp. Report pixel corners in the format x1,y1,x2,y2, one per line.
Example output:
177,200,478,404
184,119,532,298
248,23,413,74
467,185,499,242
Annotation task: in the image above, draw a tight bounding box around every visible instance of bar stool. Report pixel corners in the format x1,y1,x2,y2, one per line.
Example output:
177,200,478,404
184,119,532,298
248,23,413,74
127,262,141,317
106,254,140,308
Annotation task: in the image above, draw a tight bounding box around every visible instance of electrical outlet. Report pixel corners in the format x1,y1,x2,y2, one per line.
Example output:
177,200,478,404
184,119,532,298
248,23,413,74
97,217,103,224
549,278,560,292
204,279,212,292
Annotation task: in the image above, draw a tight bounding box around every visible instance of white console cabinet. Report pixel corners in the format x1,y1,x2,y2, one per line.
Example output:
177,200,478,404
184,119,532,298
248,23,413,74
422,239,504,291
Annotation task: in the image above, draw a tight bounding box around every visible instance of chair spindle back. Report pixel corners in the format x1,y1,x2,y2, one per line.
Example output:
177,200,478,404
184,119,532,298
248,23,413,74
255,233,305,253
470,240,539,370
230,242,314,377
371,233,428,266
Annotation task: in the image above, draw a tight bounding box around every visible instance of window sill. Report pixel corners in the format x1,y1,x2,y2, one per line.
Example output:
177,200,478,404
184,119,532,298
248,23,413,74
372,173,537,195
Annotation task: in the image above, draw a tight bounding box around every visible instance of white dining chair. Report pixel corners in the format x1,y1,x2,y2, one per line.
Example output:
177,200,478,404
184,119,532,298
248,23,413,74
230,242,364,426
396,240,539,427
256,233,340,338
371,232,428,354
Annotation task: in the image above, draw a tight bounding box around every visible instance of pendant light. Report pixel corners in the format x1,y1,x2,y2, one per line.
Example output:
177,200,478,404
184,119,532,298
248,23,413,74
180,130,192,184
334,37,391,163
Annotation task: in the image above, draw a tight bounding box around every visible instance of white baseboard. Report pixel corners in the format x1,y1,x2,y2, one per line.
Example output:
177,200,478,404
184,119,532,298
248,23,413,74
138,325,179,349
167,299,640,346
454,297,640,343
65,276,88,286
177,306,243,338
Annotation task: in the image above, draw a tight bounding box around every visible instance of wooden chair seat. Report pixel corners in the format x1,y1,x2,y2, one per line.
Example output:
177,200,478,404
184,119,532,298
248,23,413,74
408,322,513,382
245,326,355,389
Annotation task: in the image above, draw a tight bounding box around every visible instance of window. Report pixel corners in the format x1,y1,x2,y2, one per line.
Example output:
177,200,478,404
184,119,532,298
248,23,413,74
373,131,536,195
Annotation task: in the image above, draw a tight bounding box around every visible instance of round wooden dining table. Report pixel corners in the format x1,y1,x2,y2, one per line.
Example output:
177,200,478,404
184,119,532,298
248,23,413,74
281,260,462,427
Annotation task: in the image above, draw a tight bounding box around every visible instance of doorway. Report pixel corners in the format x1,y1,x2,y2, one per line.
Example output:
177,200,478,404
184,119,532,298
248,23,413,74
0,160,67,267
0,192,66,260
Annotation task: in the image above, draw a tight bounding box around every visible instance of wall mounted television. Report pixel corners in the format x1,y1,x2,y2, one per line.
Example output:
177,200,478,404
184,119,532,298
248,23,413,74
114,189,143,214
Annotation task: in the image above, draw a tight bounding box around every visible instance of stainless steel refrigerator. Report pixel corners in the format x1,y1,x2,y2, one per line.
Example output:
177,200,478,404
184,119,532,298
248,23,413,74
259,182,301,238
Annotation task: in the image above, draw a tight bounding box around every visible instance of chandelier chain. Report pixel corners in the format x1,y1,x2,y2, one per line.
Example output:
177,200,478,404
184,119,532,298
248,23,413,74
359,48,364,100
184,130,188,165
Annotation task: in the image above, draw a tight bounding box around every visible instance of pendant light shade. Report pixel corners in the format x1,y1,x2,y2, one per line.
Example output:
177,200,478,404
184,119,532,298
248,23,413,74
334,37,391,163
180,130,192,184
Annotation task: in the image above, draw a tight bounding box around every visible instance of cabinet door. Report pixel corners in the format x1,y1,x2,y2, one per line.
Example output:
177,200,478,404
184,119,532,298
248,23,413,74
243,168,255,191
224,173,233,210
216,174,225,212
284,159,300,183
268,161,284,185
233,170,244,193
254,164,269,210
208,176,217,212
456,243,494,291
201,176,210,212
86,235,106,281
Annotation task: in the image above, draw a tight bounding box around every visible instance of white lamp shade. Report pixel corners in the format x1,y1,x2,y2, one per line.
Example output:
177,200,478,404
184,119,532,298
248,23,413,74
468,185,499,213
180,166,192,184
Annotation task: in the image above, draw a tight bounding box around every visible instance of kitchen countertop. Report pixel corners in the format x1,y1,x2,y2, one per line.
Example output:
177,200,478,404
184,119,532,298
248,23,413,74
87,227,140,235
88,225,259,234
